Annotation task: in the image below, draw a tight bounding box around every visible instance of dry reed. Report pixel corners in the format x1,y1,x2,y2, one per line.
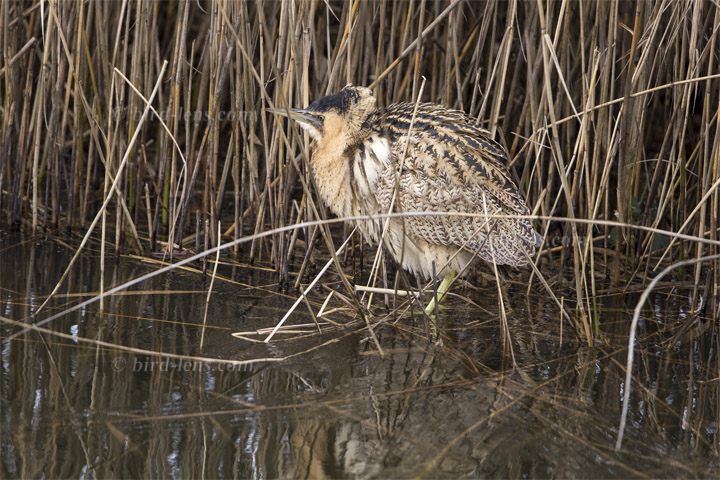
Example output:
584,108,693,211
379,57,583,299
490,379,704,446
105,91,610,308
1,0,718,345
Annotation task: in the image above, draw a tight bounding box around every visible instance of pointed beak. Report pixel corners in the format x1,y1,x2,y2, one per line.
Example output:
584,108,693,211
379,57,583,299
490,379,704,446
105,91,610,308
266,107,322,130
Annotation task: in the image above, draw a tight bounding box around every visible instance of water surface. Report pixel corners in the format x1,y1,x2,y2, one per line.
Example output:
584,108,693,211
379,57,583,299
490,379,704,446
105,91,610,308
1,233,717,478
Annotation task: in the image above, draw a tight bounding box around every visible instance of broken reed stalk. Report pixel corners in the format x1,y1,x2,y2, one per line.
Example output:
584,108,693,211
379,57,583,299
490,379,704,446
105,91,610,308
36,61,169,316
1,0,719,342
200,220,222,350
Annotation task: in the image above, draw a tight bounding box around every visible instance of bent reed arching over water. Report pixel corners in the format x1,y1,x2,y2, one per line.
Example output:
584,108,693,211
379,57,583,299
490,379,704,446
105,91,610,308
0,0,718,338
269,85,542,312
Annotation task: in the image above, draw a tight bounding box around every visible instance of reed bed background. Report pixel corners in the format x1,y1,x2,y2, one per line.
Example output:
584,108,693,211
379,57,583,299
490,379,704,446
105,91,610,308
1,0,719,341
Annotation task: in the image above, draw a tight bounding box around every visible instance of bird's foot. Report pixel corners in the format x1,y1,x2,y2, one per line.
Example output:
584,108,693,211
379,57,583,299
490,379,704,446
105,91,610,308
423,295,449,316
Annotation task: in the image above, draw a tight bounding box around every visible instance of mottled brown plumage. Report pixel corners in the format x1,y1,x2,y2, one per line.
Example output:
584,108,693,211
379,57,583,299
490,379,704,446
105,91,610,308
270,86,541,300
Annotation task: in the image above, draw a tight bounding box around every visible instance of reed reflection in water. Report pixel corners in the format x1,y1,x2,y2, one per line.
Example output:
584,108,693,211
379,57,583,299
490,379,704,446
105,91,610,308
1,235,717,478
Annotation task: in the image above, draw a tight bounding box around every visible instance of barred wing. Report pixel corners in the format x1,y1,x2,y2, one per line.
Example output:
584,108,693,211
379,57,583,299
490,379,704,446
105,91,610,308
369,112,540,266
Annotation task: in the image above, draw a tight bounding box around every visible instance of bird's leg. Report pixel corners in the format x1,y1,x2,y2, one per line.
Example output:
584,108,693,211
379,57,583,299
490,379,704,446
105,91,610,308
424,269,457,315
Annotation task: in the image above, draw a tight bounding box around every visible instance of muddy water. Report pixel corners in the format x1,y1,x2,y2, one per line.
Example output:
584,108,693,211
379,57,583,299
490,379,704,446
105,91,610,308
1,233,717,478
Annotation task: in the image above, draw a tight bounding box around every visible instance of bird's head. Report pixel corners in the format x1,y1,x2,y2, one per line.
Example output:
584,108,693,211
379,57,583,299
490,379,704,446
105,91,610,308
268,85,376,144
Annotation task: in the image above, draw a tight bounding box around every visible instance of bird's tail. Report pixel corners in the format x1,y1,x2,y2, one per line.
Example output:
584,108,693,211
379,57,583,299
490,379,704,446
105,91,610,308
470,217,542,267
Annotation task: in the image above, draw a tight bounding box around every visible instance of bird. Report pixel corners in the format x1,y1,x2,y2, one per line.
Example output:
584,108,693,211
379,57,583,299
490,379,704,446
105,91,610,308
269,85,542,314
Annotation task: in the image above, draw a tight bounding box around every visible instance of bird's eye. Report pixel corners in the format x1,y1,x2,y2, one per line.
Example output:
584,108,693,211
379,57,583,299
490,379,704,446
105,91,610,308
317,114,325,121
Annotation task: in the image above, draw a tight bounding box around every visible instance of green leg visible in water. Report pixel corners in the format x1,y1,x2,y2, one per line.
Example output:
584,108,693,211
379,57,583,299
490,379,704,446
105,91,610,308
424,269,457,316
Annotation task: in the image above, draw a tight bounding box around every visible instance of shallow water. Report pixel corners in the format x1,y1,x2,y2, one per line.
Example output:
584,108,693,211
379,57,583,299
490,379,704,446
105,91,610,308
1,233,717,478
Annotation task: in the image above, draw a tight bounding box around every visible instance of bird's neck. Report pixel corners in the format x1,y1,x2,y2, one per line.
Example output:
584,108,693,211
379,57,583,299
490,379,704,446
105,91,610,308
310,133,354,217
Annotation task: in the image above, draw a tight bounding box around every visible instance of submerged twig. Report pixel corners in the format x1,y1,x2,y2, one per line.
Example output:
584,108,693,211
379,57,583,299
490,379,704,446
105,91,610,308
200,221,222,350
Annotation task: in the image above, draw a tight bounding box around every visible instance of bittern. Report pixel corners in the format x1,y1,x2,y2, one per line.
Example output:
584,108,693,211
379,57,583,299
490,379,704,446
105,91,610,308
270,86,542,314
